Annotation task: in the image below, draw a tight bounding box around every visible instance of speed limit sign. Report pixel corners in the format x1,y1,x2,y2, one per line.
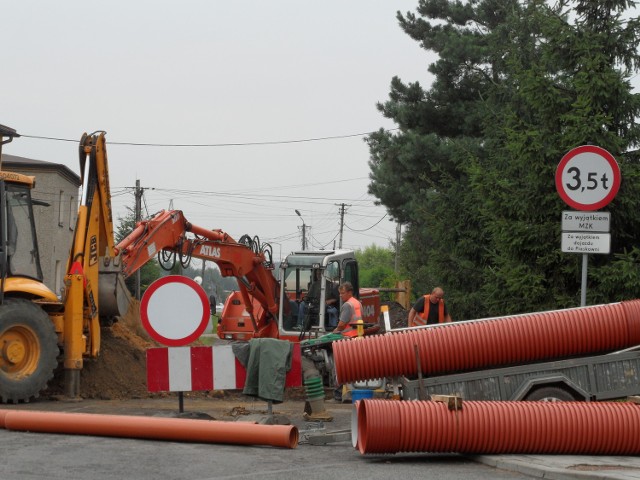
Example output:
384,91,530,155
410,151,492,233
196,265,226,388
555,145,620,211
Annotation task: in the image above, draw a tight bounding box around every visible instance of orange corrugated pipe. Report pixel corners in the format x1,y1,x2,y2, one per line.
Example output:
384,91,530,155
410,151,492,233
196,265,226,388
0,410,298,449
334,300,640,384
354,399,640,455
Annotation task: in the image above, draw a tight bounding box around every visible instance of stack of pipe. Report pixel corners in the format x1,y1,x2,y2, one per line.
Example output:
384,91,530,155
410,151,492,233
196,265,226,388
353,398,640,455
334,300,640,384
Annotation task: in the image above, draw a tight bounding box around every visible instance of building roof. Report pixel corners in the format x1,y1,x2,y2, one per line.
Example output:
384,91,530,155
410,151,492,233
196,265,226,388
0,153,81,186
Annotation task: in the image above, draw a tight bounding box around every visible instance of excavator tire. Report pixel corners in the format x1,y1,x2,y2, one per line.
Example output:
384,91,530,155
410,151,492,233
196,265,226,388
0,298,59,403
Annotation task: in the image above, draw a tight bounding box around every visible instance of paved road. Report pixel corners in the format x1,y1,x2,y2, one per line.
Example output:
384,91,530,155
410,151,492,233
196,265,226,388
1,397,639,480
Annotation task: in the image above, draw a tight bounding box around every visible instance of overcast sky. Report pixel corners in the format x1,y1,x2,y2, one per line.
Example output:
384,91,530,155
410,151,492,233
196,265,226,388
3,1,435,260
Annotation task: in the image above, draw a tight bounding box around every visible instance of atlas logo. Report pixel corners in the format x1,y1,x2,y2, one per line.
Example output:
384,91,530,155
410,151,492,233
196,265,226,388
200,245,221,258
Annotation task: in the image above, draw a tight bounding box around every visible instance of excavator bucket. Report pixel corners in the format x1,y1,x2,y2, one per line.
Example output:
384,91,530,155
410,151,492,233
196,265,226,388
98,256,132,322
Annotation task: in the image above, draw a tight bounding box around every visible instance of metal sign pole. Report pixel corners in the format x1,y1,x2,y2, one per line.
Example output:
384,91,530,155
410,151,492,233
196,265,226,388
581,253,588,307
556,145,620,310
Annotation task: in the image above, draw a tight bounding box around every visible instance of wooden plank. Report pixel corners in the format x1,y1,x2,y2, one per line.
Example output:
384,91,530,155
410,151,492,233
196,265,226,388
431,394,463,410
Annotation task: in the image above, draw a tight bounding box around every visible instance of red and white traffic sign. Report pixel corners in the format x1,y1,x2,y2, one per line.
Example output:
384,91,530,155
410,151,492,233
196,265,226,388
555,145,620,211
140,275,211,347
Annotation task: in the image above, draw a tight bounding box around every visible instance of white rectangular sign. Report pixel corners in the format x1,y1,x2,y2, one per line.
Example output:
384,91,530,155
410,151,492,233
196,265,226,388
562,211,610,232
561,232,611,254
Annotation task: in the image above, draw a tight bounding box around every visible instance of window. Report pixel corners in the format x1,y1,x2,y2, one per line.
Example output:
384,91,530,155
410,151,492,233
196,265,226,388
68,195,76,230
58,190,64,227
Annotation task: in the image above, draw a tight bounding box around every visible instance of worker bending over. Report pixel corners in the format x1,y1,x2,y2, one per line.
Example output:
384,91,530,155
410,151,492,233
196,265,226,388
408,286,452,327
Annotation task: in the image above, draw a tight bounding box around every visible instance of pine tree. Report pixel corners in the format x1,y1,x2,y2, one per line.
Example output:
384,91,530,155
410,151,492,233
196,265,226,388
368,0,640,319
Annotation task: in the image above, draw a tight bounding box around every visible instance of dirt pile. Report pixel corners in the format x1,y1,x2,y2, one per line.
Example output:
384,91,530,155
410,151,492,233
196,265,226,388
43,300,156,400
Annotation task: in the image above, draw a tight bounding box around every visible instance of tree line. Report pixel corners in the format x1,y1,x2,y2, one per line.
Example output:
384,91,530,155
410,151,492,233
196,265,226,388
367,0,640,320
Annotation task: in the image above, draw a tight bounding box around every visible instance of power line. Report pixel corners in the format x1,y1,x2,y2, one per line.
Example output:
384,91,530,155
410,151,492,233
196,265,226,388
20,128,398,148
345,214,388,232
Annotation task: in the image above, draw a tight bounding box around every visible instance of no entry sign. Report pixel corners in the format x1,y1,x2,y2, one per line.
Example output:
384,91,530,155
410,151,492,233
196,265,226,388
140,275,211,346
555,145,620,211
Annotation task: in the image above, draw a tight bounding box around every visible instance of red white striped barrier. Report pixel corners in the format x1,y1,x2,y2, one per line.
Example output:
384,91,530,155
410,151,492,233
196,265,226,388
146,344,302,392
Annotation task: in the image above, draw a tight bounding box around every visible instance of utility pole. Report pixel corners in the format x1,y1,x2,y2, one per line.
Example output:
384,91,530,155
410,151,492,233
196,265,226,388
302,224,307,250
395,222,402,273
336,203,350,249
295,209,307,250
134,180,143,300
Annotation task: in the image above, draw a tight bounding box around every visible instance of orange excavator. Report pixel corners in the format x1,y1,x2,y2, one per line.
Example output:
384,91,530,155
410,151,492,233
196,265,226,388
115,209,382,343
115,210,282,339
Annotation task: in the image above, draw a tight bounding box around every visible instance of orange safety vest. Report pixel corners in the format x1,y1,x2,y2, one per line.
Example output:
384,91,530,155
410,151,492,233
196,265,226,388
412,295,445,326
346,296,363,323
341,296,364,337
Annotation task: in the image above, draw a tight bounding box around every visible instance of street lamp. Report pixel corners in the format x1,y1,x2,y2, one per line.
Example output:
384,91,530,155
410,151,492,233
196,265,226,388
295,209,307,250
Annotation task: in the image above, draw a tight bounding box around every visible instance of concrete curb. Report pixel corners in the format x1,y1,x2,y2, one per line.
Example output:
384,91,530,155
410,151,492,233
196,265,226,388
471,455,640,480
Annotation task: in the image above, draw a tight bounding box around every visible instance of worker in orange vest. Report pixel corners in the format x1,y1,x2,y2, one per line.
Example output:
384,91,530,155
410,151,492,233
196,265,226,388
407,287,452,327
333,281,363,402
333,281,362,334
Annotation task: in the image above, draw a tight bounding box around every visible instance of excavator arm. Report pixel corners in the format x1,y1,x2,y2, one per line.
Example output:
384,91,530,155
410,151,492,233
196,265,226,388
115,210,280,338
62,131,127,397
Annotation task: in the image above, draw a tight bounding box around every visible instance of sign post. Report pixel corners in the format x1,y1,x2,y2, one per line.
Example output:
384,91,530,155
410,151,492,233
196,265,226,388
140,275,211,413
556,146,620,306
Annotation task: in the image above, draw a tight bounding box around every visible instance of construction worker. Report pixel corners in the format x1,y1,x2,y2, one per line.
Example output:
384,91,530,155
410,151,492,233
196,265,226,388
332,282,363,402
333,281,362,333
407,286,452,327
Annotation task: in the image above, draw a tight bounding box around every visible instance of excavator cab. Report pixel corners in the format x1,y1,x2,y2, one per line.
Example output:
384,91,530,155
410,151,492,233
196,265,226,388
278,251,344,337
0,124,47,291
0,173,60,304
0,180,44,284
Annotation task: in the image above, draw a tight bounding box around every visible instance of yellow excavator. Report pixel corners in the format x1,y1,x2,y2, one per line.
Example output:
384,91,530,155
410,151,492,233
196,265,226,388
0,125,130,403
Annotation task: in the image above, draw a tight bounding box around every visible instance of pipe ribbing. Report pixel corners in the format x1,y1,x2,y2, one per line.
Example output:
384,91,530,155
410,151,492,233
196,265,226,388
334,300,640,384
354,399,640,455
0,410,298,449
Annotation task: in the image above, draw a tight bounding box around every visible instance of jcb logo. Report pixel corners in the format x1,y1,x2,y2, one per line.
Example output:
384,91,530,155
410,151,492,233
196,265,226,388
362,304,375,320
200,245,221,258
89,236,98,266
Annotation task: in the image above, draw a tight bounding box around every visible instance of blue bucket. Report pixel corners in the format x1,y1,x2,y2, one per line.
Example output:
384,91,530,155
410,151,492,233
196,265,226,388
351,389,374,403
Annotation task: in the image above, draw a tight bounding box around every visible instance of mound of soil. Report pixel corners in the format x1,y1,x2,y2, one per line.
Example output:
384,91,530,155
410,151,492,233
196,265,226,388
43,300,156,400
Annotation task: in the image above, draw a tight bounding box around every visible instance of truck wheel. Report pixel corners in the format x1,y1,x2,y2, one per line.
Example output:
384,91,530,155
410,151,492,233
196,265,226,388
0,299,59,403
525,386,578,402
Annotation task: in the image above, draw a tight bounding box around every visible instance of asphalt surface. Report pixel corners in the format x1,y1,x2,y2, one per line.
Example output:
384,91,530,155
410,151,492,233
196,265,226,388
1,396,639,480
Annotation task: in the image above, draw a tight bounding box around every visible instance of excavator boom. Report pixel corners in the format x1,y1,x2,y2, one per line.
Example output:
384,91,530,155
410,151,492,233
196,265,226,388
115,210,280,338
